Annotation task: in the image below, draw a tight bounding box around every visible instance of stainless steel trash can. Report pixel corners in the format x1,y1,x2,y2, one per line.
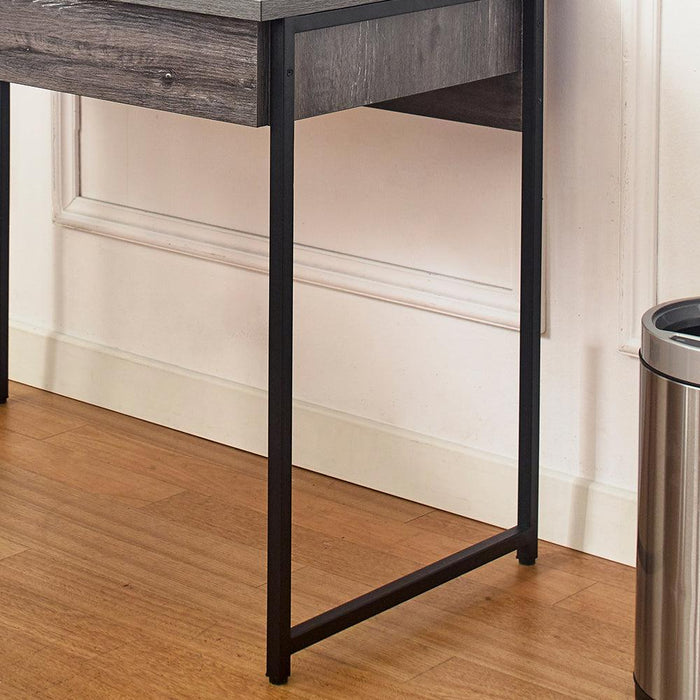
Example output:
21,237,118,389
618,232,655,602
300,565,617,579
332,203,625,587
636,298,700,700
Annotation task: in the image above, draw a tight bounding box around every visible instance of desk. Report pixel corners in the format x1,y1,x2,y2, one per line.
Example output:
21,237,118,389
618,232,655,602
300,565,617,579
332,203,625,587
0,0,543,685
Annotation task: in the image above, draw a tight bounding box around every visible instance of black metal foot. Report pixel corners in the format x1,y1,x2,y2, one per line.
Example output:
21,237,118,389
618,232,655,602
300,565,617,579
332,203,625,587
267,674,289,686
266,663,290,686
517,547,537,566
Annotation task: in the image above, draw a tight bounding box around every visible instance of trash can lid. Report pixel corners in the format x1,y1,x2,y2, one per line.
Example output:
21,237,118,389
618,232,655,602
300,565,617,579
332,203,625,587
642,297,700,386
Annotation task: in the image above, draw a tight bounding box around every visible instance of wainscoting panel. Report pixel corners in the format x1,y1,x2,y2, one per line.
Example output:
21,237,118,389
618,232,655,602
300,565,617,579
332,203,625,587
53,94,526,329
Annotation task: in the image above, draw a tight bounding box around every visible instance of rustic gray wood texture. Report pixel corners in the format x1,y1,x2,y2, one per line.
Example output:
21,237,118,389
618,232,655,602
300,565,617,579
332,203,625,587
108,0,454,23
0,0,267,126
109,0,262,22
372,71,522,131
294,0,521,120
258,0,398,21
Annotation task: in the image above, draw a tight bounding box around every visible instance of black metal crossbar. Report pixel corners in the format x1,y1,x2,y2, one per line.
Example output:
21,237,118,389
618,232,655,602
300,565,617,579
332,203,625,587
290,526,526,653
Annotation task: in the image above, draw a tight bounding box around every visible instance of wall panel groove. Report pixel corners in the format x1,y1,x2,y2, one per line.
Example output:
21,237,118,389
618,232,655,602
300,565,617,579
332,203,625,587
618,0,661,355
52,93,524,329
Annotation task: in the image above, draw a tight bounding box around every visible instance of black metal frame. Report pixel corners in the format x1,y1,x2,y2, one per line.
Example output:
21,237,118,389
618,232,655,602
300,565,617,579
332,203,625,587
0,0,542,686
267,0,544,685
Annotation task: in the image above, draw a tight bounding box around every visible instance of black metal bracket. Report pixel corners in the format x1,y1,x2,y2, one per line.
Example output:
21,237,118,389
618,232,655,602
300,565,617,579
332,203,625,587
267,0,544,685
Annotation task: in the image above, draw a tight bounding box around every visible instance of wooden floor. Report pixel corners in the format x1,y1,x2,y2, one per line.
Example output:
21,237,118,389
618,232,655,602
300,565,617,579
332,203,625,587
0,382,635,698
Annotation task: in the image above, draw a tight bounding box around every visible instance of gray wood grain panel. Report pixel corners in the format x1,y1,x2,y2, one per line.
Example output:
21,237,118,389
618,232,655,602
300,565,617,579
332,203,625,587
109,0,263,22
371,72,522,131
108,0,467,23
0,0,266,126
294,0,521,120
258,0,397,21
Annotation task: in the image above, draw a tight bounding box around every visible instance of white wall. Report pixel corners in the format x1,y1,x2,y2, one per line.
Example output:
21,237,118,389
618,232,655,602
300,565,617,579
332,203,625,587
657,2,700,302
8,0,679,566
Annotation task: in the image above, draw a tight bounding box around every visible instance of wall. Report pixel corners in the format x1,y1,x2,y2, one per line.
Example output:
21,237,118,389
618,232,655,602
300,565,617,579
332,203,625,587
657,2,700,302
8,1,673,566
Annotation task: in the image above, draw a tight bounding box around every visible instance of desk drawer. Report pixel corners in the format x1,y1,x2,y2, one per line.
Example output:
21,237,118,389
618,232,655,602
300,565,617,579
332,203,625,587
0,0,268,126
295,0,521,120
0,0,520,128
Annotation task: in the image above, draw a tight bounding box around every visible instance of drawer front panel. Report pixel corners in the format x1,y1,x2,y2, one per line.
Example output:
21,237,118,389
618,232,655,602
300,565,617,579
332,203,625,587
0,0,267,126
295,0,521,120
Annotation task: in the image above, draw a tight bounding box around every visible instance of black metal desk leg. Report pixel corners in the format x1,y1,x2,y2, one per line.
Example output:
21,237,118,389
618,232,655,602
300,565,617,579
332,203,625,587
516,0,544,566
266,18,295,686
264,0,544,680
0,82,9,404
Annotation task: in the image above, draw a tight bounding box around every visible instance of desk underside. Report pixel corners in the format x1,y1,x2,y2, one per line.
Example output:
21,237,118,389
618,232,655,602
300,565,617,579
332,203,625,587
0,0,521,128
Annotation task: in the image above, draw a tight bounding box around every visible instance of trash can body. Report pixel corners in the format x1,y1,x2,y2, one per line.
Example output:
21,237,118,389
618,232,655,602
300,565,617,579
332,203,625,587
636,298,700,700
636,364,700,699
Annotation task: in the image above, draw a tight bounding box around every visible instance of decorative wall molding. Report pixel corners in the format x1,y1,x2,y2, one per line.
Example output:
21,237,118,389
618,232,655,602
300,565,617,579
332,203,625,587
618,0,661,356
10,319,637,565
51,93,523,329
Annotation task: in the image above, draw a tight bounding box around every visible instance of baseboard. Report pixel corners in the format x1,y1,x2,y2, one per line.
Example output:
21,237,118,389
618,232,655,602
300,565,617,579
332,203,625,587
9,321,637,565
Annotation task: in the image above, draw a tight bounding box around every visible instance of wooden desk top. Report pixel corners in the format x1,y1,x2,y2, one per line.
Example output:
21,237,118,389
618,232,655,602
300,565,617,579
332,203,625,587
0,0,520,127
111,0,393,22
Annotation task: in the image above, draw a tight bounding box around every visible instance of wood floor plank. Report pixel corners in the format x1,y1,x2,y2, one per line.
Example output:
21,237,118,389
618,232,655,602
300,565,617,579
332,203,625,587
373,598,634,698
145,489,424,587
305,622,452,683
287,568,631,697
0,564,138,658
139,468,421,555
537,545,636,592
0,549,219,643
10,382,270,479
42,636,278,700
49,422,430,542
46,423,257,501
292,488,416,549
0,464,274,602
406,656,574,699
555,581,636,631
0,532,26,559
288,651,435,699
407,509,504,542
0,397,87,439
0,429,184,508
291,468,432,524
0,384,637,698
411,575,634,672
0,629,108,695
13,381,430,522
145,490,268,551
197,623,435,700
289,566,373,622
0,620,89,696
466,557,597,606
